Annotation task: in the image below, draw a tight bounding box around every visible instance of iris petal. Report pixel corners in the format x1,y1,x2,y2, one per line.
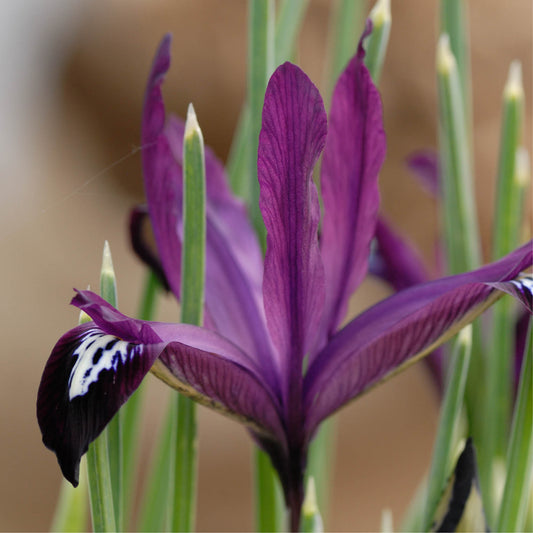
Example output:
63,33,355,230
304,242,533,435
37,323,160,486
319,21,386,343
259,62,327,410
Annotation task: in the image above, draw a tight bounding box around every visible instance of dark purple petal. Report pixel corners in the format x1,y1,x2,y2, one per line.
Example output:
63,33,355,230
319,21,386,342
129,204,171,291
514,312,530,393
304,242,533,436
370,217,444,392
407,149,440,198
370,217,430,290
37,323,162,486
259,62,327,409
487,276,533,313
141,35,183,300
164,118,276,380
38,290,286,486
141,40,275,375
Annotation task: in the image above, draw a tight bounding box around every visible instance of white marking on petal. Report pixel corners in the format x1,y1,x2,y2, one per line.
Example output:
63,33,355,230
68,329,138,400
512,276,533,294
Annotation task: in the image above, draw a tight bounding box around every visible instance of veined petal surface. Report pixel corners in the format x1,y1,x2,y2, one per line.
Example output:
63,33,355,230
319,23,386,342
37,322,162,486
259,62,327,410
304,242,533,435
140,37,275,375
38,291,286,487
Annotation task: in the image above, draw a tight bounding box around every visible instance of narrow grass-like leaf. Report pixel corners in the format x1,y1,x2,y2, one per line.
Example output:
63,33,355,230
306,417,335,522
247,0,274,250
248,1,287,529
496,323,533,531
50,461,88,532
365,0,391,84
86,431,116,532
483,63,527,508
170,103,206,532
228,0,309,199
439,0,471,112
424,326,472,530
254,448,286,532
85,244,118,533
275,0,309,65
99,242,123,532
327,0,365,96
436,34,480,274
301,477,323,533
121,270,161,527
137,398,175,532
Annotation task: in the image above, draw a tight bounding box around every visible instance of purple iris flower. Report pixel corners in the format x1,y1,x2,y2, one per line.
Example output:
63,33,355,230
37,30,533,530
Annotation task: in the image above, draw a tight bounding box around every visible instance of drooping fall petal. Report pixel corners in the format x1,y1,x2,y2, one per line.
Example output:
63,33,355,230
319,21,386,342
304,242,533,435
37,290,286,487
258,62,327,410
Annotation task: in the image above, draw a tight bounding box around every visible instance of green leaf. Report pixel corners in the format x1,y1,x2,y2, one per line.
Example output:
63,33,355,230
424,326,472,530
169,103,207,532
246,0,275,250
301,477,323,533
496,322,533,531
254,448,286,532
365,0,391,84
50,461,88,532
85,242,119,533
436,34,480,275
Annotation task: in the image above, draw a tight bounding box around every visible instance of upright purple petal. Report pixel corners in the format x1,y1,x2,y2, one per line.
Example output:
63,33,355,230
141,35,183,300
259,62,327,411
140,39,275,377
38,291,286,486
319,22,386,342
304,242,533,436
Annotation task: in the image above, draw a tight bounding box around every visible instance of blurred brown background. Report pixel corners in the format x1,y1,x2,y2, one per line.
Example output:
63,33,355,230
1,0,530,531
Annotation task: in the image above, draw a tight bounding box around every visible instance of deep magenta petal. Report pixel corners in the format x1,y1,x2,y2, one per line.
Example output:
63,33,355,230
38,292,287,485
258,62,327,408
319,23,386,344
370,217,444,392
37,323,162,486
304,242,533,436
129,204,171,291
141,39,271,370
407,149,440,198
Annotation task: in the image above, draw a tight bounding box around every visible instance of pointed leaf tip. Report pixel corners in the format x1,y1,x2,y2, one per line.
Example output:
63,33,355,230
437,34,456,75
